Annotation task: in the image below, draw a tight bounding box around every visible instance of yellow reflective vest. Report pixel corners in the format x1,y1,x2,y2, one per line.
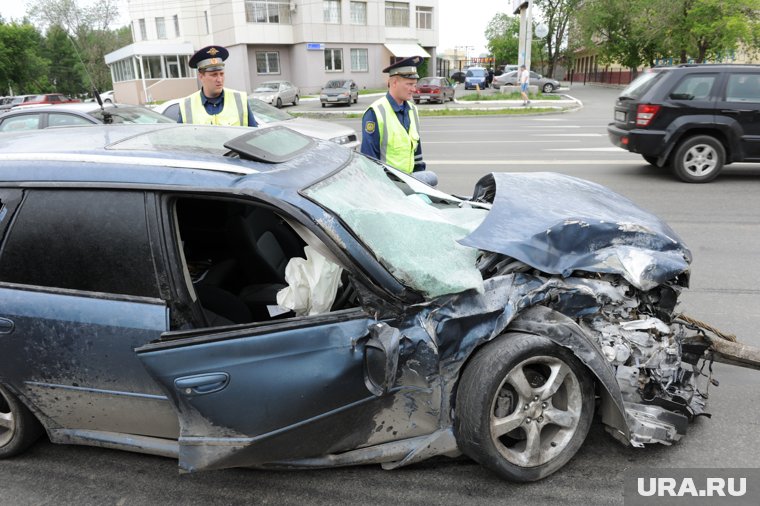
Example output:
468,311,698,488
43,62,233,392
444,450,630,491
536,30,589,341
180,89,249,126
369,97,420,174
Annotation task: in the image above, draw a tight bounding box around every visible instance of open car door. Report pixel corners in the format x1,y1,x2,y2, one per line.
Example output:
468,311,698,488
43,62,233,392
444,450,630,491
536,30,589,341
135,309,399,472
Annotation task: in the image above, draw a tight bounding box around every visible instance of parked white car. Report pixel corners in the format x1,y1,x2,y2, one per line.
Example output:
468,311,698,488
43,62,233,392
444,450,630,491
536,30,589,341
251,80,299,108
153,97,358,149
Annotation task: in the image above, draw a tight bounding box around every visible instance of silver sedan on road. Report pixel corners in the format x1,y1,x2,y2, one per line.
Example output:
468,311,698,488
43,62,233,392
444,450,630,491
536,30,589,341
251,80,300,108
493,70,561,93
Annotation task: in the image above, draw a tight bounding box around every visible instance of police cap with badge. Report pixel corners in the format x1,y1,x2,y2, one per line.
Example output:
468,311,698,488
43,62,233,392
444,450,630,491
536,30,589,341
189,45,229,72
383,55,423,79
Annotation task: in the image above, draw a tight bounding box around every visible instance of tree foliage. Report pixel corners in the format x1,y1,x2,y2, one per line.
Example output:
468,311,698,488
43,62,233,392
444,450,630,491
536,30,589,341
25,0,127,94
485,13,546,70
534,0,581,78
0,22,50,95
574,0,760,69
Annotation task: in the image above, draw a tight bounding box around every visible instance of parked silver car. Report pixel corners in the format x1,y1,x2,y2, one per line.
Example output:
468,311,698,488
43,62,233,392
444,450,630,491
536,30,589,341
320,79,359,107
252,80,299,108
0,103,174,132
493,70,561,93
153,98,358,148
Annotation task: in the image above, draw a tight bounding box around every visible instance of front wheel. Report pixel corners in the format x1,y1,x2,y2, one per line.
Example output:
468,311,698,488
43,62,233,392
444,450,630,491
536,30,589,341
276,98,282,108
0,385,43,458
542,83,554,93
455,332,594,482
293,95,299,105
671,135,725,183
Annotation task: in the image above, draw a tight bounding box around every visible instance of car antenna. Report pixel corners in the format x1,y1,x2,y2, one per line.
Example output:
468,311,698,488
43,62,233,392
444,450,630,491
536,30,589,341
65,32,113,124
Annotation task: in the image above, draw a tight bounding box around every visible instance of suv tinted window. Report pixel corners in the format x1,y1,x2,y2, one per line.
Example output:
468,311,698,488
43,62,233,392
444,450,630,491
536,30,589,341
668,74,717,100
0,190,159,297
619,70,666,99
725,73,760,102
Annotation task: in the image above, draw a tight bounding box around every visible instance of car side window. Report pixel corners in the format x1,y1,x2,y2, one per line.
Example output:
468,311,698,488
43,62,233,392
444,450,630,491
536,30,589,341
0,189,23,242
0,190,160,298
668,74,717,101
0,114,41,132
48,113,93,128
725,73,760,102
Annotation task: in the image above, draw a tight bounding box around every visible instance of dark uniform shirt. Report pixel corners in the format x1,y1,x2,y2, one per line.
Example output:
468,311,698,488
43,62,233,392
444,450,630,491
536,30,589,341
178,89,257,126
360,92,425,172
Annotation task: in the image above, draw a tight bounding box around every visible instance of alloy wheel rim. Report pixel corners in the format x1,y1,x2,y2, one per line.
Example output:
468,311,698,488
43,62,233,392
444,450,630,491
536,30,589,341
489,355,582,467
684,144,718,177
0,390,15,447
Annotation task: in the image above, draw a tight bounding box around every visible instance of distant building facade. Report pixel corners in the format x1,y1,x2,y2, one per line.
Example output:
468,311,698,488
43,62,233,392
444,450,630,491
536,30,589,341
105,0,439,103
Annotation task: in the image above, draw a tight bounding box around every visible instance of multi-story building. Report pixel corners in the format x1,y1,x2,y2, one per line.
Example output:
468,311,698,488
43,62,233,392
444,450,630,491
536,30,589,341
105,0,439,104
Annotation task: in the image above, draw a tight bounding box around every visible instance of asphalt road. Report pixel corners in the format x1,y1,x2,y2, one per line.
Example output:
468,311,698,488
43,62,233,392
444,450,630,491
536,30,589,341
2,85,759,506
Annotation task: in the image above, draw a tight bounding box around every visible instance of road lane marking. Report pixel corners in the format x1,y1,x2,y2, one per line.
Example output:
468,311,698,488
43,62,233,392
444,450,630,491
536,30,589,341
427,159,644,165
535,133,605,137
545,147,630,151
425,140,581,144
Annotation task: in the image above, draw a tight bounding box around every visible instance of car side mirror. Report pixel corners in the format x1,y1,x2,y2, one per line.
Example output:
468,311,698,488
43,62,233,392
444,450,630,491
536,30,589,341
362,322,400,396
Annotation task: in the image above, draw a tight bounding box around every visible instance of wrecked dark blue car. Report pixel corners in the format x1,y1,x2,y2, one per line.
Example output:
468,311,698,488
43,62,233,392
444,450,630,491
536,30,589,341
0,124,753,482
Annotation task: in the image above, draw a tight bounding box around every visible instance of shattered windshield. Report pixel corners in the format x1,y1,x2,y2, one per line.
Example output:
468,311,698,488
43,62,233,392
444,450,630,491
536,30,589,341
304,156,488,298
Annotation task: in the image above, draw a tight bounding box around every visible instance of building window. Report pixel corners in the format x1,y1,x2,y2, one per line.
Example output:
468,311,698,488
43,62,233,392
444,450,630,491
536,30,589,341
256,51,280,74
138,18,147,40
155,17,166,39
245,0,292,24
350,48,368,71
325,48,343,71
350,1,366,24
111,57,137,82
173,14,180,37
323,0,341,23
385,1,408,27
204,11,210,34
416,6,432,29
143,56,164,79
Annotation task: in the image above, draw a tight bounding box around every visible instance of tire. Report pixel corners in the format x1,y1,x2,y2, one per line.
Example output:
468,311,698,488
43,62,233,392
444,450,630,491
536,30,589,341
671,135,725,183
276,98,282,108
0,385,43,458
293,95,299,105
104,99,113,104
455,332,594,482
542,83,554,93
642,155,659,166
353,95,358,104
414,99,420,104
321,103,326,108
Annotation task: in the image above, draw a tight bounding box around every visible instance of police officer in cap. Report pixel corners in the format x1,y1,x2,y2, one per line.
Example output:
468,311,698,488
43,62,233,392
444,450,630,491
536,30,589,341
361,56,426,175
179,45,257,126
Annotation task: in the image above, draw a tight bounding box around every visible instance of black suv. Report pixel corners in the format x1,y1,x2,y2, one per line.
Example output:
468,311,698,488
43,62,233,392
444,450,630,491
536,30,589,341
607,64,760,183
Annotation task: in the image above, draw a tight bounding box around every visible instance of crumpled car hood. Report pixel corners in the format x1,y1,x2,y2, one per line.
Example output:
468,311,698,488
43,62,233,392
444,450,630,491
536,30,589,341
459,172,692,291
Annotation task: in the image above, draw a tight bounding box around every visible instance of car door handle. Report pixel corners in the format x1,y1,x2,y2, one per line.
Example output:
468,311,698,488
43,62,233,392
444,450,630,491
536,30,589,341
0,317,14,334
174,373,230,396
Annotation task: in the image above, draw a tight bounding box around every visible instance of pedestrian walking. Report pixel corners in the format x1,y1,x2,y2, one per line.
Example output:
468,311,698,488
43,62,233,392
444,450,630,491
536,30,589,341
178,45,257,126
519,65,531,106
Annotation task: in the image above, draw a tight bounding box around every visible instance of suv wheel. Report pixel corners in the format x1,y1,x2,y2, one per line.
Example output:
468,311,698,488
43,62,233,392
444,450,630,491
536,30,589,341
672,135,725,183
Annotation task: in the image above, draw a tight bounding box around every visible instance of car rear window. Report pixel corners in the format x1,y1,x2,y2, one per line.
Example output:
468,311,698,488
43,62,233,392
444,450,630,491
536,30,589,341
467,69,486,77
619,70,666,100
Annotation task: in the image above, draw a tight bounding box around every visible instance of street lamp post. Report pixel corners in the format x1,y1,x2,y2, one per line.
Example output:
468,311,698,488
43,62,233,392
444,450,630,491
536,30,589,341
455,45,474,70
513,0,533,71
